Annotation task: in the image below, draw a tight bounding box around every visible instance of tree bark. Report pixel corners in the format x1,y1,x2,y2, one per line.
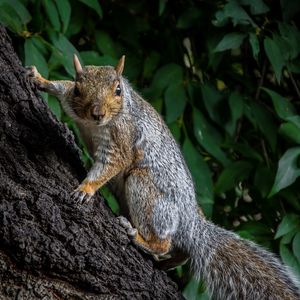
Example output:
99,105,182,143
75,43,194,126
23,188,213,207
0,26,183,300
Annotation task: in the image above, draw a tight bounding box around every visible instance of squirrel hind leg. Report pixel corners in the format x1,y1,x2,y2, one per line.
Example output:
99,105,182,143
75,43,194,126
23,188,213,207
152,200,180,239
133,231,171,256
117,216,171,255
154,248,189,270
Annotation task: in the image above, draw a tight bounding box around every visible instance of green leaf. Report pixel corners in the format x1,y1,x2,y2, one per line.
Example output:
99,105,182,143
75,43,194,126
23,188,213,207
286,115,300,130
48,95,62,119
143,51,160,80
164,83,186,123
280,189,300,213
43,0,61,32
25,38,49,78
182,278,199,300
293,232,300,263
269,147,300,197
213,10,229,27
275,214,300,239
215,32,246,52
201,83,223,124
31,37,49,57
158,0,167,16
80,51,117,66
225,92,244,136
244,101,277,152
264,37,285,83
183,278,209,300
280,242,300,277
150,97,163,113
95,30,117,58
227,142,263,162
253,103,277,151
279,122,300,144
215,161,253,193
100,186,119,214
278,22,300,60
120,53,142,80
249,33,260,60
0,0,31,27
146,64,183,98
236,221,272,243
54,0,71,33
51,33,80,76
168,122,181,142
223,0,256,27
65,5,83,37
240,0,269,15
14,0,31,23
79,0,103,18
193,109,230,166
263,88,297,120
183,138,214,218
254,166,274,198
272,33,294,63
288,61,300,74
0,3,23,33
40,92,48,103
281,228,298,244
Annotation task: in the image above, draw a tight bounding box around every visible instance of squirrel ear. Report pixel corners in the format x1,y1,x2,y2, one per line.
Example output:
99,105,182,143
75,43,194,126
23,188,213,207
73,54,83,77
115,55,125,76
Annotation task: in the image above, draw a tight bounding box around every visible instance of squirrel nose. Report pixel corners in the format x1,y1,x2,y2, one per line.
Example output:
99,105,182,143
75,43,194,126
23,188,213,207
91,106,105,121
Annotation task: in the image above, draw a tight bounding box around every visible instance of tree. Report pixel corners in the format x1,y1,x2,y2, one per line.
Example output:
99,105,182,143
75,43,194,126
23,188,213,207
0,25,183,300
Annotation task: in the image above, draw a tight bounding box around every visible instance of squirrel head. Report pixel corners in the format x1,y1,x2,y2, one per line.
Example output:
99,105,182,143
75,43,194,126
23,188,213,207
70,54,125,126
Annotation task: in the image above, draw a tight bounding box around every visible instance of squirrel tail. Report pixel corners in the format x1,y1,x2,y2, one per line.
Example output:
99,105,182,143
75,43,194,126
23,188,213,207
179,216,300,299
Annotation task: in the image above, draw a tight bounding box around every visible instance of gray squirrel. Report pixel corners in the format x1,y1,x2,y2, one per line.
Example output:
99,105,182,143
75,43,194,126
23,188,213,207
27,55,300,299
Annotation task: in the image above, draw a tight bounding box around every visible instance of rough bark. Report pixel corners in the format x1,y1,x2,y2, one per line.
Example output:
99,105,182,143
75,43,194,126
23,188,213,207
0,26,183,300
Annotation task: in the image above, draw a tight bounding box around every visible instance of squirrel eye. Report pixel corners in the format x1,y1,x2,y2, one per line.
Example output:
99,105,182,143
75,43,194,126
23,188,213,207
115,84,122,96
74,86,80,97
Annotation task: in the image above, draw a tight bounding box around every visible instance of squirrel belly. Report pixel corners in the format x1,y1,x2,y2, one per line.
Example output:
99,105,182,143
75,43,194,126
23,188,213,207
26,55,300,299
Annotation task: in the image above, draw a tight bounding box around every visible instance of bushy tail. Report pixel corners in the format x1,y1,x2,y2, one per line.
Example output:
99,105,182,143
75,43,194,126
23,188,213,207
181,217,300,300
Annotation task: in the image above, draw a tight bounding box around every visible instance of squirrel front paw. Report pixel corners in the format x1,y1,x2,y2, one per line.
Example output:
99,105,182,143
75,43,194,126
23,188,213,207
25,66,48,90
71,181,97,204
70,187,94,204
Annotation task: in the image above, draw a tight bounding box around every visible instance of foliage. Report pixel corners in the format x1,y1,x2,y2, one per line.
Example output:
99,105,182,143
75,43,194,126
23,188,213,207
1,0,300,298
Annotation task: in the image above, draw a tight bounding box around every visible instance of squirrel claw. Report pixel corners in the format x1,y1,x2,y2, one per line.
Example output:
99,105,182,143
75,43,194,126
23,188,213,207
25,66,38,76
71,190,93,205
25,66,34,76
25,66,40,82
117,216,137,237
25,66,46,90
153,253,172,261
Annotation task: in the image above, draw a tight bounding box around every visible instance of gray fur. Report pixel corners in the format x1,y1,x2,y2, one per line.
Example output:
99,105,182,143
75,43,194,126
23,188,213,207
81,80,300,299
27,64,300,300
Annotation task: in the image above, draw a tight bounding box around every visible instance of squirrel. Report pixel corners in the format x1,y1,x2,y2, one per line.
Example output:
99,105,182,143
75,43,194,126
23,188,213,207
26,55,300,300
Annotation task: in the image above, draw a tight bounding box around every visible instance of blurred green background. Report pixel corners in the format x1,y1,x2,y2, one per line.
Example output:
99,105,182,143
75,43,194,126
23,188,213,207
1,0,300,298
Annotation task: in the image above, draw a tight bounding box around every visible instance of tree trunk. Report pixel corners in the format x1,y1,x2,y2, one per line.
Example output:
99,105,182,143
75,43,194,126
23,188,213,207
0,26,183,300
